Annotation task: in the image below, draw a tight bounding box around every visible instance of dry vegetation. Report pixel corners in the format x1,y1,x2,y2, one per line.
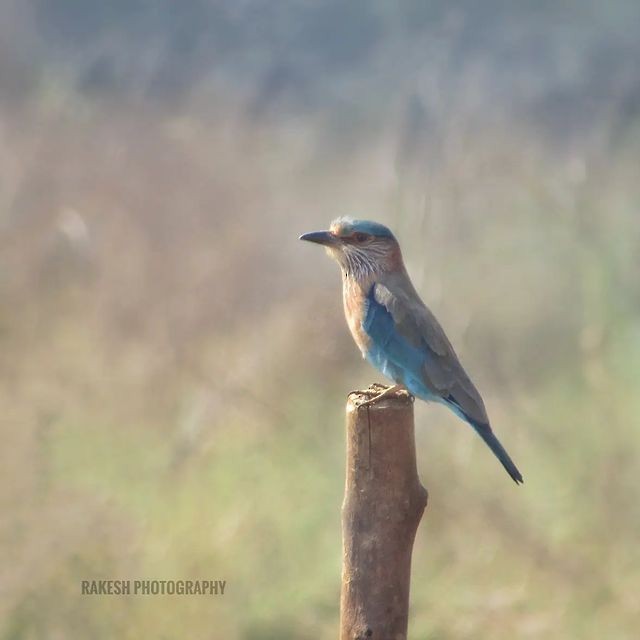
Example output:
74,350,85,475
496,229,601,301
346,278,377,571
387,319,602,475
1,2,640,638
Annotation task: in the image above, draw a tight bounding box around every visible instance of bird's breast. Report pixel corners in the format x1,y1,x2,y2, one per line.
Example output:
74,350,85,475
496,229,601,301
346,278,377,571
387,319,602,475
342,278,372,357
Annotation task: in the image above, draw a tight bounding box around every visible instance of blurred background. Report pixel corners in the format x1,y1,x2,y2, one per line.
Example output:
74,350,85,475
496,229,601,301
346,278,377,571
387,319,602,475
1,1,639,638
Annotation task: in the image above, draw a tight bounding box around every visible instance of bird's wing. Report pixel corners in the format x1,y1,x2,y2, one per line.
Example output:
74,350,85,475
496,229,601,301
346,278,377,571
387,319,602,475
370,281,489,426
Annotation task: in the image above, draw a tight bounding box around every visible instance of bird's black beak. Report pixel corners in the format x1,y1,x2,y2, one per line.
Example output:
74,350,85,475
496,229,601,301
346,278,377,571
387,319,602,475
299,230,336,246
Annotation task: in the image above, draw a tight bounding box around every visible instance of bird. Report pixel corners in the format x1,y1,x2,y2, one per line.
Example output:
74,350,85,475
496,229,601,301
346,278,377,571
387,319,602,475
299,217,523,484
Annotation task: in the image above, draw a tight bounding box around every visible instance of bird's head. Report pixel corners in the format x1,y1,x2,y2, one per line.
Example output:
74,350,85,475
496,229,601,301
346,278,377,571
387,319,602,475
299,217,402,280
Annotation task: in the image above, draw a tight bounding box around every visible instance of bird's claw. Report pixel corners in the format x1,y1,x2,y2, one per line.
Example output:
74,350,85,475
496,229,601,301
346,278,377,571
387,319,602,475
348,382,386,396
349,383,414,407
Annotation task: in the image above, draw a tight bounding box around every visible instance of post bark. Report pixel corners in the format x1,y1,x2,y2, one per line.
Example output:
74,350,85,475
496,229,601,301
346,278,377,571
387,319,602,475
340,386,428,640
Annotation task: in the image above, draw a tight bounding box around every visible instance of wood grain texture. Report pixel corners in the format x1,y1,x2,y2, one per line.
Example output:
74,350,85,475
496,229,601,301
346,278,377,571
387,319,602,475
340,388,428,640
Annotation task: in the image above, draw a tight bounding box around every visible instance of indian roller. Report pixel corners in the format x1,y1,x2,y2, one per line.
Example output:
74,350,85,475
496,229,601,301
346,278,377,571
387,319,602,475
300,217,523,484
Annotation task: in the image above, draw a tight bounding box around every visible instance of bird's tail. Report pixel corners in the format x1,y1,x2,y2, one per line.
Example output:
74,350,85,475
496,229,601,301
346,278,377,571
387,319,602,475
469,419,523,485
443,395,524,484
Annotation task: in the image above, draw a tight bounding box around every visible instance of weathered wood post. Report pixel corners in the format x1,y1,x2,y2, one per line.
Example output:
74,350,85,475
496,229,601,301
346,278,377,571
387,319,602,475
340,385,428,640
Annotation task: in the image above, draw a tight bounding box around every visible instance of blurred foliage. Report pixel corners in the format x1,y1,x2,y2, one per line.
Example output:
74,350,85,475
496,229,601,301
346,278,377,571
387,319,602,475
1,2,640,639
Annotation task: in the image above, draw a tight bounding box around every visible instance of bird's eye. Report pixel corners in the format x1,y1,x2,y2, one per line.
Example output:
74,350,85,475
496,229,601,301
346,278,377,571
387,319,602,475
353,232,369,243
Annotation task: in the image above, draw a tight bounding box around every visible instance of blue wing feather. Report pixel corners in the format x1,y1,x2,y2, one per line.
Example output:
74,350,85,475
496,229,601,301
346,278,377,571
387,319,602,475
362,282,523,484
362,285,436,399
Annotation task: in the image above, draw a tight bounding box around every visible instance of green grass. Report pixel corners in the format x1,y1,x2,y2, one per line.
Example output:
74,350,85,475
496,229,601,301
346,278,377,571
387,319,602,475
3,340,638,639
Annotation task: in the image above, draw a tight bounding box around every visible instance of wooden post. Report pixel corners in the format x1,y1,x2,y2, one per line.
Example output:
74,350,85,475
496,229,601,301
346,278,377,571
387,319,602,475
340,386,428,640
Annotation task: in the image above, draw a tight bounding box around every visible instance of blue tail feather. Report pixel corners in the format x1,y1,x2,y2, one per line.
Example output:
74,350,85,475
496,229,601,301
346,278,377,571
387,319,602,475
444,395,523,484
471,420,523,484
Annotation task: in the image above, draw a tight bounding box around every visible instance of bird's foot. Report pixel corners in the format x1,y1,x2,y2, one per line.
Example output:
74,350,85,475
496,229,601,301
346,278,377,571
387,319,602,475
348,382,389,396
352,383,414,407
